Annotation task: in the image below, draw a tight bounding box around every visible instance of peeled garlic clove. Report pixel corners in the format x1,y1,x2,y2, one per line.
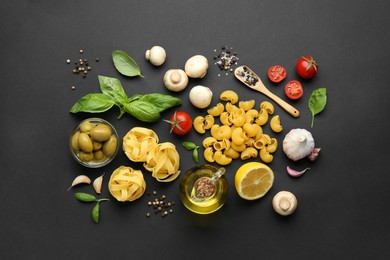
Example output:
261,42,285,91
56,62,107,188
68,175,91,191
93,174,104,194
286,166,310,177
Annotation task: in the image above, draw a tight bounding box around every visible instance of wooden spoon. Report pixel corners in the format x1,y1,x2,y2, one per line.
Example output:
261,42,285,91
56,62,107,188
234,65,300,118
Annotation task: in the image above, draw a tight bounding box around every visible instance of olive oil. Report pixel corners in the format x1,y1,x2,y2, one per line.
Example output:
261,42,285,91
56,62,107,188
179,164,228,214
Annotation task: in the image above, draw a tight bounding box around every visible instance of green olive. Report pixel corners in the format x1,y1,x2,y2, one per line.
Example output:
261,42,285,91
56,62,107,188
71,131,80,151
103,135,118,157
93,141,102,151
93,150,106,161
80,121,95,133
78,151,93,162
78,133,93,153
90,124,112,142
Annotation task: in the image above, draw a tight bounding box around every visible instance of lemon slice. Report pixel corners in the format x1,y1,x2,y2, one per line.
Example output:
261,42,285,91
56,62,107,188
234,162,274,200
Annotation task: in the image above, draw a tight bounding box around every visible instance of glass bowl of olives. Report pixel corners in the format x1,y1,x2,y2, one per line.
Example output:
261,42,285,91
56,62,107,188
69,118,119,168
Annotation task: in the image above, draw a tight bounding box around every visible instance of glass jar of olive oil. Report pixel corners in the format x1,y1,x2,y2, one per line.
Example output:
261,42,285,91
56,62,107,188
179,164,228,214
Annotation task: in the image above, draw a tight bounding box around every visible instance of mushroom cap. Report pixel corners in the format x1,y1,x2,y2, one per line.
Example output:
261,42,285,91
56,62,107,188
272,191,298,216
163,69,189,92
145,46,166,66
189,85,213,109
184,55,209,78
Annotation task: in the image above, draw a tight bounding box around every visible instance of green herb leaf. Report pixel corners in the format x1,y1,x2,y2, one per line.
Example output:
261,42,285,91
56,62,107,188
183,142,198,150
69,93,115,113
193,147,199,163
92,202,100,224
139,94,182,113
98,75,129,105
74,192,97,202
112,50,143,77
308,88,327,128
123,100,161,122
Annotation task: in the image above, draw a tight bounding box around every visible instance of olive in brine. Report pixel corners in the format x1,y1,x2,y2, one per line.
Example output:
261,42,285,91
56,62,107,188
71,131,80,151
78,133,93,153
80,121,95,133
103,135,118,157
79,151,94,162
90,124,112,142
94,150,106,161
93,141,102,151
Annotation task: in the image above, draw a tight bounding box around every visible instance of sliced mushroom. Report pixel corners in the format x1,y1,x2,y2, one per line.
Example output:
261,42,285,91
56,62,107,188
163,69,189,92
272,191,298,216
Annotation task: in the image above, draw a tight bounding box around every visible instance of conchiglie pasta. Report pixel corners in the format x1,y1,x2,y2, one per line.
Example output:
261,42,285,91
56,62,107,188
224,148,240,159
231,127,246,146
255,108,269,126
210,124,232,140
207,103,224,116
214,151,232,165
213,138,231,151
204,147,215,162
239,100,255,111
204,115,215,130
266,138,278,153
270,115,283,133
243,123,261,138
260,101,274,114
229,109,246,126
240,147,258,160
202,137,217,148
193,116,206,134
220,112,232,126
220,90,239,104
245,109,259,124
225,102,239,113
260,147,273,163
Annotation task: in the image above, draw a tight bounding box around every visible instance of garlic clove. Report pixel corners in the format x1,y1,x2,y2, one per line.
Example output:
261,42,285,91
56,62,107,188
286,166,310,177
93,174,104,194
307,148,321,161
68,175,91,191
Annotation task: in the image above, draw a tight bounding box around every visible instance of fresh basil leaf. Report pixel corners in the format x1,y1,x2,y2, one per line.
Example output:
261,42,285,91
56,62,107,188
123,100,161,122
128,94,143,102
139,93,182,113
183,142,198,150
112,50,143,77
193,148,199,163
70,93,115,113
98,75,129,105
92,202,100,224
308,88,327,128
74,192,97,203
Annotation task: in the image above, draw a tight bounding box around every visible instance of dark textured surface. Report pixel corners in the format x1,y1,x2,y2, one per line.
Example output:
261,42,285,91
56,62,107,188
1,1,389,259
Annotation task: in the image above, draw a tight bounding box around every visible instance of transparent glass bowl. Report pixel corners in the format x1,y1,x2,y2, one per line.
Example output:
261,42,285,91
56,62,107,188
69,118,119,168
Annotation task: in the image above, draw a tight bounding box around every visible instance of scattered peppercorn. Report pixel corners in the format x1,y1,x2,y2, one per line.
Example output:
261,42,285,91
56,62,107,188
79,49,83,54
66,59,71,64
146,191,176,219
213,45,239,76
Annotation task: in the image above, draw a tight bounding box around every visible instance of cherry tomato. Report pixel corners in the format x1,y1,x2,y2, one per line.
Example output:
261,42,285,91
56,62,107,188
285,80,303,100
268,65,287,83
164,111,192,135
295,56,318,79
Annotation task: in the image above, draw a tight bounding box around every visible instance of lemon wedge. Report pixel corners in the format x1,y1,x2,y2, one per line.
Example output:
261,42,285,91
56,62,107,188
234,162,274,200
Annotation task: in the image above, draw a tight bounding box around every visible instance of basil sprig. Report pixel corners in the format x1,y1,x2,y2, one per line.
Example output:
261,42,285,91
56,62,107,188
183,142,200,163
308,88,327,128
74,192,109,224
70,75,182,122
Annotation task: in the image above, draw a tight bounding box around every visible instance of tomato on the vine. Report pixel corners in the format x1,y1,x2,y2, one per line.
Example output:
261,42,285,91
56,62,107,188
285,80,303,100
295,56,318,79
268,65,287,83
164,111,192,135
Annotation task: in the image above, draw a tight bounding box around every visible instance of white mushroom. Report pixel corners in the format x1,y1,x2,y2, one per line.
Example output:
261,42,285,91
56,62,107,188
189,85,213,109
282,128,320,161
272,191,298,216
145,46,166,66
163,69,189,92
184,55,208,78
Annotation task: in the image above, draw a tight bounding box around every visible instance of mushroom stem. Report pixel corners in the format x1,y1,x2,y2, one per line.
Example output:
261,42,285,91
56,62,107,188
279,198,291,211
170,71,181,83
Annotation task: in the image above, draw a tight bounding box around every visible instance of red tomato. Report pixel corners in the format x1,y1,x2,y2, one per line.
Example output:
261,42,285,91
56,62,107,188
164,111,192,135
268,65,287,83
295,56,318,79
285,80,303,100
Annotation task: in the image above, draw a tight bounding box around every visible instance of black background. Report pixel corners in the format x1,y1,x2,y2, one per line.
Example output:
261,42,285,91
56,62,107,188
1,1,389,259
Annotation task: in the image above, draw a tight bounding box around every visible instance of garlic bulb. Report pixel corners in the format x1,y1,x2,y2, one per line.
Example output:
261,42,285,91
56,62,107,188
282,128,315,161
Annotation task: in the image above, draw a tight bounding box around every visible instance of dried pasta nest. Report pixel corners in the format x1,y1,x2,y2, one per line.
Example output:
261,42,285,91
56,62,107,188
108,166,146,202
123,127,159,162
123,127,180,182
144,142,180,182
